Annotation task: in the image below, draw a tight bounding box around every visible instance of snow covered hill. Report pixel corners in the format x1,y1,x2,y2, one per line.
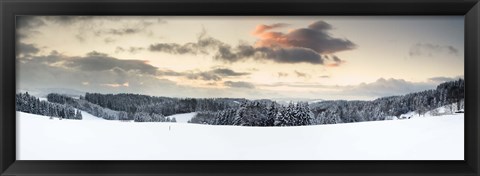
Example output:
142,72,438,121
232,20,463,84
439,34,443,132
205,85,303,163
166,112,197,123
396,104,464,120
80,110,107,121
16,111,463,160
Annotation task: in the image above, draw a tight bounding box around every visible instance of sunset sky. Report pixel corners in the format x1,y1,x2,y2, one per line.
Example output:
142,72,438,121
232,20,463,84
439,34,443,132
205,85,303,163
16,16,464,100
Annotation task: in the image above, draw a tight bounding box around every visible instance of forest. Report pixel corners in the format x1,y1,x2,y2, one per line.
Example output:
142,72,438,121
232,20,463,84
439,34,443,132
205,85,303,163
310,79,464,124
16,92,82,120
191,79,464,126
16,79,464,126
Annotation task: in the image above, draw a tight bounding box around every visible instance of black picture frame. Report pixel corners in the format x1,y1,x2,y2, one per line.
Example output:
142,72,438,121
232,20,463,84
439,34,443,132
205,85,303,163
1,0,479,175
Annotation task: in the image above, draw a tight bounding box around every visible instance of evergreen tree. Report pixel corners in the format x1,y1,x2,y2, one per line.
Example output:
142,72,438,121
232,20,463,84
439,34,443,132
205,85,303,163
75,110,83,119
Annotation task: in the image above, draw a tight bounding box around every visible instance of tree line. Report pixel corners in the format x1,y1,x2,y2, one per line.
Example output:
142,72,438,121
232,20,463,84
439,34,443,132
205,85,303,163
82,93,242,118
16,92,82,120
189,79,465,126
311,79,465,124
189,101,314,126
18,79,464,125
47,93,177,122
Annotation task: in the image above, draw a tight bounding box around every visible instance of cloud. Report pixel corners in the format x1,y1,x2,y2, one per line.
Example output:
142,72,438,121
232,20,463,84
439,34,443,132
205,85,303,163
20,51,159,75
257,77,457,100
409,43,459,57
155,69,184,77
43,16,97,25
16,50,270,99
17,16,46,29
115,47,125,53
16,51,193,97
92,27,152,40
16,42,40,56
258,78,448,100
258,47,324,64
185,68,249,81
63,51,158,75
307,20,333,31
160,68,250,81
17,16,166,42
103,28,141,36
214,21,354,65
278,72,288,77
214,44,324,64
325,55,346,67
253,20,356,54
342,78,436,98
212,68,249,76
256,78,438,100
16,16,46,39
186,72,222,81
101,82,129,88
294,70,307,77
115,46,145,54
149,43,199,54
148,21,354,65
224,81,255,89
95,27,154,37
258,82,336,89
331,55,342,62
149,33,224,55
38,16,166,42
43,16,163,26
252,23,289,35
213,44,253,62
104,38,116,44
17,49,456,100
428,76,463,83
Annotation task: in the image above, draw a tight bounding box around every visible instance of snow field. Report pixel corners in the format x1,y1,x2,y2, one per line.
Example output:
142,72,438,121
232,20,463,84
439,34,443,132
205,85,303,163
16,111,463,160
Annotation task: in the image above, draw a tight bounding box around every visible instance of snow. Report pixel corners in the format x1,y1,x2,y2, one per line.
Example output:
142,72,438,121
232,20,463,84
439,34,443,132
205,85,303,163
308,99,324,103
166,112,197,123
79,110,106,121
398,104,463,119
16,111,463,160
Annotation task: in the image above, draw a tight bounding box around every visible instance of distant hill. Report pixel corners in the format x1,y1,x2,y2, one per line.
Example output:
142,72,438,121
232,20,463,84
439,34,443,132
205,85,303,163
17,79,464,127
17,88,85,98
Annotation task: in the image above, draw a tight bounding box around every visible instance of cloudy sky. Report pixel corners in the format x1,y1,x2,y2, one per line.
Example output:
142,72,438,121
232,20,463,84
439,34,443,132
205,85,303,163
16,16,464,100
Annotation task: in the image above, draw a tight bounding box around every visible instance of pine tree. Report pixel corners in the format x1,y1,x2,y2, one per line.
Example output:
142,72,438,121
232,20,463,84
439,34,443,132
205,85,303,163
266,102,277,126
75,109,83,119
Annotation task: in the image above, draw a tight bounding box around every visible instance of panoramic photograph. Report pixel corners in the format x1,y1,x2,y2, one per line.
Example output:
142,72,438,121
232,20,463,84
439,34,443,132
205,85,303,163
16,16,464,160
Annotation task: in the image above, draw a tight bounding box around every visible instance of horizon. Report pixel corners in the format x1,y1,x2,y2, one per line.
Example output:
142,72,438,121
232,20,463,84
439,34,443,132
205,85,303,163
17,78,464,102
16,16,464,100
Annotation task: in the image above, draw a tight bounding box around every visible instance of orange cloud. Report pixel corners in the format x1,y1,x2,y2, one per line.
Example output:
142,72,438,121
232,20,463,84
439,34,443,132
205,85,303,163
252,21,356,55
255,31,289,47
326,60,346,67
252,23,289,35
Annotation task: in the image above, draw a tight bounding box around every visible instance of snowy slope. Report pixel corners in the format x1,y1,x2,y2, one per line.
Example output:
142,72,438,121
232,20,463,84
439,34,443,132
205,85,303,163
166,112,197,123
79,110,107,121
398,104,463,119
16,111,463,160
